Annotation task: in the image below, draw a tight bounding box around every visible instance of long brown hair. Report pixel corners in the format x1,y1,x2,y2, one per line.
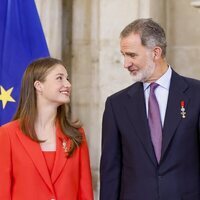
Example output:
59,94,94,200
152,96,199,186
13,57,82,156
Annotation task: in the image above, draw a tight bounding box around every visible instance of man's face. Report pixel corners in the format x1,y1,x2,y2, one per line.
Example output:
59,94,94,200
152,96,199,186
120,33,156,82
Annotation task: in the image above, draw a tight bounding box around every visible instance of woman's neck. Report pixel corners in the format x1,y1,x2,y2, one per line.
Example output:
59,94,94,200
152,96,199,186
34,105,57,142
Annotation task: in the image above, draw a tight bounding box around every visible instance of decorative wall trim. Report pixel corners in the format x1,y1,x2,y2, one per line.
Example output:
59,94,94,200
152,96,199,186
191,0,200,8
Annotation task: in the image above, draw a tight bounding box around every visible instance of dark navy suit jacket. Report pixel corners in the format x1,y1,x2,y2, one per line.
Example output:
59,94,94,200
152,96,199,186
100,70,200,200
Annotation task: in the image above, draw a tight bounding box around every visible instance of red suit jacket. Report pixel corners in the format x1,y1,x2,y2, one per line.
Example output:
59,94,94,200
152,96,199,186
0,120,94,200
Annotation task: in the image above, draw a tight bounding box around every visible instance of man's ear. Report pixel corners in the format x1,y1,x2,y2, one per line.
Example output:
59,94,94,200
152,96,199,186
153,46,162,60
34,80,42,93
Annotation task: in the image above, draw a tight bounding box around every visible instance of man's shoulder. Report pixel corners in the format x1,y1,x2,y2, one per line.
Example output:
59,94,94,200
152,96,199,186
177,72,200,89
172,69,200,88
183,76,200,86
108,82,140,100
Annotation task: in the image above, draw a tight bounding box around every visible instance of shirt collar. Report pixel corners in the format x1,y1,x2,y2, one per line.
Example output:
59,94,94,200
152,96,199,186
143,66,172,91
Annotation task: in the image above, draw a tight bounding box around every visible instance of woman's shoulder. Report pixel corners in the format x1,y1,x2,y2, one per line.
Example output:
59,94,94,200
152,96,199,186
0,120,20,134
1,119,19,128
78,127,85,134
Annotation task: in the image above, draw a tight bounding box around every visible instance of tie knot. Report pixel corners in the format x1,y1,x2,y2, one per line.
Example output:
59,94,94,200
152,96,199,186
150,82,159,92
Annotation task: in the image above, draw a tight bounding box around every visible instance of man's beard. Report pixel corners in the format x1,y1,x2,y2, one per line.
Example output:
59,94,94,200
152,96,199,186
131,57,155,83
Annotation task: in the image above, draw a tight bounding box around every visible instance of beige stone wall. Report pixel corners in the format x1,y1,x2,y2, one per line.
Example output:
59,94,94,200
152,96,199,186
71,1,137,198
167,0,200,79
36,0,200,199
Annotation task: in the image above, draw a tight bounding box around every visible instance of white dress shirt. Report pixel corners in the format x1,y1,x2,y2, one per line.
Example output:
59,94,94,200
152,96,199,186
143,66,172,126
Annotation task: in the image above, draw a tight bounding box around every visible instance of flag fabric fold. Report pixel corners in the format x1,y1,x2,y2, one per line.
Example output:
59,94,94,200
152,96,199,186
0,0,50,125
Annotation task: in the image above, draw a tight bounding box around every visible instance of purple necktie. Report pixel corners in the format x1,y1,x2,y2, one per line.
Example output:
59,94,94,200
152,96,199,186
148,83,162,162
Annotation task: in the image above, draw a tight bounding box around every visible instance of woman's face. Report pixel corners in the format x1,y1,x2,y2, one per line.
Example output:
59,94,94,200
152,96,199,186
35,64,71,107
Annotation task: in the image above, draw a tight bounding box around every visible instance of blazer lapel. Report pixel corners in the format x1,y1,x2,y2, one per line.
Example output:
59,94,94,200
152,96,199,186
124,82,157,166
51,126,68,184
16,130,54,193
161,71,190,161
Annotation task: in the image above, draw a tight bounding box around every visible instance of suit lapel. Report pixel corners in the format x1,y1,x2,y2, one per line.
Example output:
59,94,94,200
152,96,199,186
125,82,157,166
16,130,54,193
161,71,190,161
51,125,68,184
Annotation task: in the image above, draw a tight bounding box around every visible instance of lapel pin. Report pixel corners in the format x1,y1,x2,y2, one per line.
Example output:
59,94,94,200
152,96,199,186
180,100,186,118
62,139,68,153
61,138,72,157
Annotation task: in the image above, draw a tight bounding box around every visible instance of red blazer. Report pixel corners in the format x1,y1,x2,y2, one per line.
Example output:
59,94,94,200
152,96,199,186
0,120,94,200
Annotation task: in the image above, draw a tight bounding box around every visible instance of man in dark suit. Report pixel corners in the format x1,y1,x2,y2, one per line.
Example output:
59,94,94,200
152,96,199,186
100,18,200,200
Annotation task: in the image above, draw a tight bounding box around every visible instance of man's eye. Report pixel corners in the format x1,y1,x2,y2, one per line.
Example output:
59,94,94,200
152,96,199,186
128,53,136,58
57,76,62,80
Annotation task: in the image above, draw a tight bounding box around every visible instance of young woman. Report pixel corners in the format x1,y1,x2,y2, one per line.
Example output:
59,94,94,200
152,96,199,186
0,57,94,200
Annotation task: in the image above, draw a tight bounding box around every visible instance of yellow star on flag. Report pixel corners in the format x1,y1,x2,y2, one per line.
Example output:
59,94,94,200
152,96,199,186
0,86,16,109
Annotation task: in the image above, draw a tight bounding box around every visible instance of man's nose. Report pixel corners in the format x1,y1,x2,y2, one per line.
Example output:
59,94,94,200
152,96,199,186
124,56,132,69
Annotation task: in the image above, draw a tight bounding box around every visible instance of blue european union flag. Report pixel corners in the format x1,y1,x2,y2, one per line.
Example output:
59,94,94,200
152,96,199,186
0,0,50,125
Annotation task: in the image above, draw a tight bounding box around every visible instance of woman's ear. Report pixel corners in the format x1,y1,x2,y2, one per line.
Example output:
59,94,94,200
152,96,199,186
34,80,42,93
